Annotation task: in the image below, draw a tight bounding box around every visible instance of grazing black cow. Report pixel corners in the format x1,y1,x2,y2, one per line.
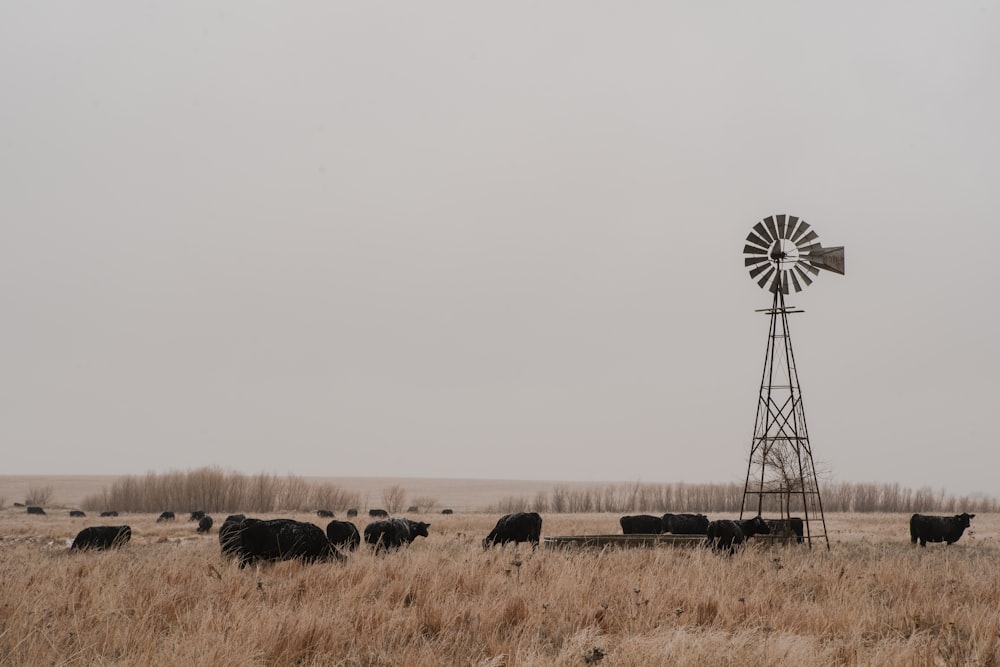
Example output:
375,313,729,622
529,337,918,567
765,517,804,543
910,513,975,547
316,509,334,518
369,508,389,518
219,514,247,558
26,506,46,515
235,518,344,567
705,516,770,554
663,513,710,535
197,515,214,533
157,511,176,523
69,510,86,518
346,508,358,517
483,512,543,549
99,511,119,517
619,514,664,535
364,518,430,552
326,520,361,551
13,502,24,507
71,525,132,550
441,508,454,515
189,510,205,521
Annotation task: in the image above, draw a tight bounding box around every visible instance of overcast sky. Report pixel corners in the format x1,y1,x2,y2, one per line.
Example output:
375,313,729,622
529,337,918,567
2,3,998,496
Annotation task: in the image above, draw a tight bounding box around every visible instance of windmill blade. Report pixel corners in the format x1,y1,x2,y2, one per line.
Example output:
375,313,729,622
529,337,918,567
745,231,770,250
753,221,774,244
756,266,775,290
802,245,845,275
793,264,814,287
799,260,820,276
775,214,788,239
745,255,769,268
744,244,769,256
790,220,810,243
764,216,780,242
785,216,801,240
749,262,771,279
798,229,819,245
789,268,803,293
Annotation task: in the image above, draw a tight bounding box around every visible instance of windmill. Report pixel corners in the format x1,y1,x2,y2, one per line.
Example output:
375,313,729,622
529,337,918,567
741,214,844,548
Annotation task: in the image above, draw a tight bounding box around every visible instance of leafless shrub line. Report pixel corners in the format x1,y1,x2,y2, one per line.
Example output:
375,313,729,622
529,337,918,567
79,468,361,514
486,481,999,514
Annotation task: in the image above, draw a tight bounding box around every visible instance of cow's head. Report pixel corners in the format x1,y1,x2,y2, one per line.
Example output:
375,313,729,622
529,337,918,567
747,515,770,536
412,521,430,538
957,513,976,527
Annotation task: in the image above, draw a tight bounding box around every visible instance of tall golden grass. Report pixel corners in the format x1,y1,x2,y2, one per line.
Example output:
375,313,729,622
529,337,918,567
2,510,997,665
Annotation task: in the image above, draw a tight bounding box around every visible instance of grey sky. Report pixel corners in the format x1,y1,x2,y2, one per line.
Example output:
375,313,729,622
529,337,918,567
2,3,998,495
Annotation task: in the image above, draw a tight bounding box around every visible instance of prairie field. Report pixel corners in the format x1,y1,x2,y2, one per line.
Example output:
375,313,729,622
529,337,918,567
1,507,998,666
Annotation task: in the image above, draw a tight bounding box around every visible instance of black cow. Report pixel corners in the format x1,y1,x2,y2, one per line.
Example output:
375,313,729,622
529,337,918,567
157,511,176,523
663,513,710,535
369,508,389,518
765,517,804,543
197,515,214,533
705,516,770,554
619,514,663,535
69,510,86,518
99,511,119,517
71,525,132,550
441,508,454,515
219,514,247,558
364,518,430,552
346,508,358,517
26,506,46,515
483,512,543,549
326,520,361,551
910,513,975,547
235,518,344,567
406,506,419,513
189,510,205,521
316,509,334,518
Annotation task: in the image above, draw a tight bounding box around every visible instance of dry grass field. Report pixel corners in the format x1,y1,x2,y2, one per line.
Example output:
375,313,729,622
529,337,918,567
2,505,998,666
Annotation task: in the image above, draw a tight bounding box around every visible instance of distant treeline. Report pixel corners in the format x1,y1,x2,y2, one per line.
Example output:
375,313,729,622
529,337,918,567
486,481,1000,515
80,468,361,514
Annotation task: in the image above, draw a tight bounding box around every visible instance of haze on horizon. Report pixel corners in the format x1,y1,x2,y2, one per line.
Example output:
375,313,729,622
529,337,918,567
2,3,998,496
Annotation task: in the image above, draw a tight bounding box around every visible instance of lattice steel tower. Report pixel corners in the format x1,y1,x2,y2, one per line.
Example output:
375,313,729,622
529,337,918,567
740,214,844,549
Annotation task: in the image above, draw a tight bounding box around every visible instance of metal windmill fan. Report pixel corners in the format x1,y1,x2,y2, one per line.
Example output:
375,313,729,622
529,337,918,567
743,214,845,293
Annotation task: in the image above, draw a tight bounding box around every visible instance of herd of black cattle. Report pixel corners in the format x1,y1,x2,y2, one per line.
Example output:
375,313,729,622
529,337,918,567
24,506,977,564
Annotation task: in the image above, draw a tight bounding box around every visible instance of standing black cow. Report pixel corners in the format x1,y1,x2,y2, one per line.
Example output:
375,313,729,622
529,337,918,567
765,517,804,543
441,509,454,515
316,509,334,518
326,520,361,551
619,515,664,535
157,511,176,522
69,510,86,518
369,508,389,518
71,525,132,550
364,518,430,552
219,514,247,558
99,511,119,517
910,513,975,547
197,515,214,533
235,518,344,567
483,512,543,549
662,513,710,535
189,510,205,522
346,508,359,517
26,506,46,515
705,516,770,554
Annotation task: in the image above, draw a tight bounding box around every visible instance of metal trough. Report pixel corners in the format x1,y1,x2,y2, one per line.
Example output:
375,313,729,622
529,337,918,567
543,533,803,549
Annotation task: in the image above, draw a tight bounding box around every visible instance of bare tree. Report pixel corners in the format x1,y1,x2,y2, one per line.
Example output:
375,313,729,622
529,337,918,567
25,484,54,507
381,484,407,513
